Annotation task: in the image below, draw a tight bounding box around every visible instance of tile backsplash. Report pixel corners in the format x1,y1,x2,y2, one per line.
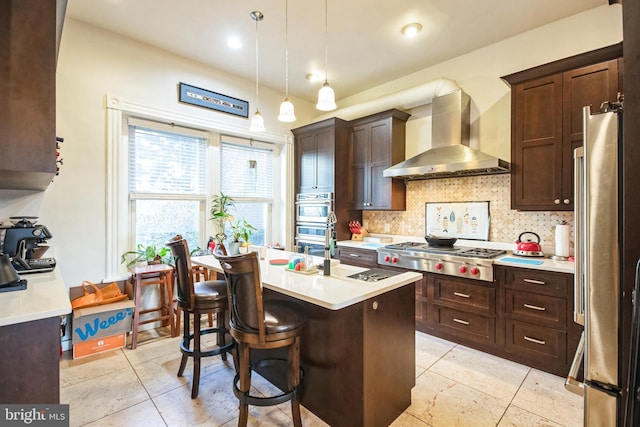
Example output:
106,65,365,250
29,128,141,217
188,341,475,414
363,174,574,255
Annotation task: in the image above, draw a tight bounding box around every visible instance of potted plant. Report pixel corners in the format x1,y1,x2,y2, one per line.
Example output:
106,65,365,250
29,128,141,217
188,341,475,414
210,192,235,244
229,218,257,255
121,243,171,268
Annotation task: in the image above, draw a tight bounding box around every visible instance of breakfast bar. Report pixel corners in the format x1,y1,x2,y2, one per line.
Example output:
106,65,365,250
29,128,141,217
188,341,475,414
192,250,422,427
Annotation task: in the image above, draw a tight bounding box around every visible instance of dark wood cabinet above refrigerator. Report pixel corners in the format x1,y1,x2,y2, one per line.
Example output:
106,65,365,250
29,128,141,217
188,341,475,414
349,109,410,211
502,43,622,211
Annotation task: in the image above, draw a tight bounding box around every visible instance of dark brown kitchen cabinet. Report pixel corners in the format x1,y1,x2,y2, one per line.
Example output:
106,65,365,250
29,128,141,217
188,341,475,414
349,109,410,210
292,118,349,194
498,265,582,377
0,0,59,190
334,245,378,268
502,44,622,211
292,118,356,241
428,275,498,347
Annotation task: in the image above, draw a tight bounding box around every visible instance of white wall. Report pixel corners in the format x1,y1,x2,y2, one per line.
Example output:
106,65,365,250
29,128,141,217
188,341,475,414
0,4,622,287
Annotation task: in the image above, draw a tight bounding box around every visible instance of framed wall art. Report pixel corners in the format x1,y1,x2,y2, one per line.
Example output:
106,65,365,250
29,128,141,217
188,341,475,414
178,82,249,118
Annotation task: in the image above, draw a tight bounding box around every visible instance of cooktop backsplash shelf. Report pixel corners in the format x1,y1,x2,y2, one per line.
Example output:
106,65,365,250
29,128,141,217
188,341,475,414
364,174,574,254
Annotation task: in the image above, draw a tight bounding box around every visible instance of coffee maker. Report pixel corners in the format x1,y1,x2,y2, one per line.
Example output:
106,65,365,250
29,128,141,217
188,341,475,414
1,217,56,273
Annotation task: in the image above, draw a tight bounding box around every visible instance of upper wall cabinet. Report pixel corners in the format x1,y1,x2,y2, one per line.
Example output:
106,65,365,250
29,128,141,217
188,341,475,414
349,109,410,211
502,44,622,211
0,0,59,190
292,117,350,195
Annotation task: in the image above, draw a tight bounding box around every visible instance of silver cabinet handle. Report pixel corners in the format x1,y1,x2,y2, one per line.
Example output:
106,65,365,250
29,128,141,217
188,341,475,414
453,292,470,298
563,199,570,204
524,336,546,345
524,303,546,311
349,253,361,257
453,318,470,325
554,199,560,204
523,278,546,285
372,301,378,310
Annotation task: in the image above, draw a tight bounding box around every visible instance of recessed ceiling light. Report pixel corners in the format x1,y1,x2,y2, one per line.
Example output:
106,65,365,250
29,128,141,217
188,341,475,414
306,73,322,83
401,23,422,38
227,36,242,49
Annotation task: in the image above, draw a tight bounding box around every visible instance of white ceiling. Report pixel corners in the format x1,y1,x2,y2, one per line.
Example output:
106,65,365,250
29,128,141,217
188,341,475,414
65,0,607,104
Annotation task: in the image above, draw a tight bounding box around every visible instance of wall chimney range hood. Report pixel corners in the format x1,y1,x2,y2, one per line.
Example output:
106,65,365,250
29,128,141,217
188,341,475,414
383,90,510,180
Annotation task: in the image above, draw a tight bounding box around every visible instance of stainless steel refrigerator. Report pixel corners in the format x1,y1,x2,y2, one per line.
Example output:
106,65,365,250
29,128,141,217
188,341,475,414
566,101,623,426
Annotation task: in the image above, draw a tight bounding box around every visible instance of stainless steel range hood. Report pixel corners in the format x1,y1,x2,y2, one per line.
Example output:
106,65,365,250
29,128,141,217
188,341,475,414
383,90,510,180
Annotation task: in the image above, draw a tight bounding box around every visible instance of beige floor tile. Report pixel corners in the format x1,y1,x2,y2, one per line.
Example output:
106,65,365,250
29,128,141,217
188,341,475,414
429,345,530,401
123,334,182,367
390,412,432,426
407,370,509,427
81,399,166,427
61,362,150,426
153,364,240,426
497,405,564,427
60,349,130,387
511,369,584,427
415,332,456,371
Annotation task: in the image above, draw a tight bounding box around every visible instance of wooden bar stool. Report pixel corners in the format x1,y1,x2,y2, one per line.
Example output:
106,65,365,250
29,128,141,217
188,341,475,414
216,251,307,427
129,263,176,350
173,265,214,337
167,236,235,399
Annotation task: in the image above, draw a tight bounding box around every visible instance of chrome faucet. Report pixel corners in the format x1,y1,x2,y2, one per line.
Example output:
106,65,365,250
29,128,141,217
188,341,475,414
324,212,337,275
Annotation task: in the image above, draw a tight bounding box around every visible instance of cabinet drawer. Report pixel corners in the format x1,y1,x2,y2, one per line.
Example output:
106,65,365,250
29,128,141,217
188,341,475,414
505,319,567,363
335,247,377,268
434,279,494,313
505,289,567,328
505,269,568,297
434,306,495,345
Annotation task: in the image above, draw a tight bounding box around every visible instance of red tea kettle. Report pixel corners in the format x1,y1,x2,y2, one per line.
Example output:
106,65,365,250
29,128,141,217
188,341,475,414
514,231,544,257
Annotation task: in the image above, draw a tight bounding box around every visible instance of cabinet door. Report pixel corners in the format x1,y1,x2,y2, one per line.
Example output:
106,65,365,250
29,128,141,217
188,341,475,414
369,119,394,209
511,74,563,210
350,124,370,209
0,0,57,190
297,132,318,193
561,59,620,208
314,126,335,192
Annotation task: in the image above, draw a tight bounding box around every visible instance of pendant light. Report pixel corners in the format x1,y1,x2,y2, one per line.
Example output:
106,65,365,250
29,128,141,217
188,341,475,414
249,11,265,132
278,0,296,122
316,0,336,111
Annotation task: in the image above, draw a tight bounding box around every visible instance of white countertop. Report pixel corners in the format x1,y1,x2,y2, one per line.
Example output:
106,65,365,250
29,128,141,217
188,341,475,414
0,268,72,327
337,238,574,275
192,249,422,310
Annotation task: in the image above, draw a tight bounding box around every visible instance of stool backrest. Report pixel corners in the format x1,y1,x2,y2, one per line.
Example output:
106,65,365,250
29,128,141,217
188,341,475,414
166,237,195,308
216,252,266,342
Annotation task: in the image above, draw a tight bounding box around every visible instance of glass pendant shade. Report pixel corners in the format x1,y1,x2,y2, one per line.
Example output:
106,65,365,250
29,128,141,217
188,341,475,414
278,98,296,122
316,81,337,111
249,110,265,132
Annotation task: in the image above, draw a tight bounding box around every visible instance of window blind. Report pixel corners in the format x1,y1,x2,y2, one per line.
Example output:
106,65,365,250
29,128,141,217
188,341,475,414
128,125,207,195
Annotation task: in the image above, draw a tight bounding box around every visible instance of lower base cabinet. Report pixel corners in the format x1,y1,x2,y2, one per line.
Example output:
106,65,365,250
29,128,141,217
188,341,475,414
416,266,581,377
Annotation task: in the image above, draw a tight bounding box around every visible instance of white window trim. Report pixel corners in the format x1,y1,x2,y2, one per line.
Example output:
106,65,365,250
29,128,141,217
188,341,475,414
105,94,294,280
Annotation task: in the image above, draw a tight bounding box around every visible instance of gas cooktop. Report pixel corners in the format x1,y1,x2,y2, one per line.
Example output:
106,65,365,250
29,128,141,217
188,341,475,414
347,268,402,282
381,242,505,259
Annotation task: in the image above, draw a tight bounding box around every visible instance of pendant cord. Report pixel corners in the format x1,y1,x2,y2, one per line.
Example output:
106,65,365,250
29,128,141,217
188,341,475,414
255,16,260,110
285,0,289,97
323,0,328,83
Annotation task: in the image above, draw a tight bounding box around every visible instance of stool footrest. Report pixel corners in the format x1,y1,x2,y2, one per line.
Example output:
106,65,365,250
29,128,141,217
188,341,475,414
233,358,304,407
179,327,235,358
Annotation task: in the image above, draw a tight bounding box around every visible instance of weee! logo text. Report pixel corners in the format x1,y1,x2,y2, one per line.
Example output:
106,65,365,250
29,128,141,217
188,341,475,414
74,309,131,341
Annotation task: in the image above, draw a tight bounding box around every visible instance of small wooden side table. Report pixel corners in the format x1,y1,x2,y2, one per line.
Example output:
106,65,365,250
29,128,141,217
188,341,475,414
129,263,176,349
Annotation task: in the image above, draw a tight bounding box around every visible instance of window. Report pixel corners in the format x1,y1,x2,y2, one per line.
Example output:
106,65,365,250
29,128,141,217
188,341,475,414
220,137,275,246
128,119,208,253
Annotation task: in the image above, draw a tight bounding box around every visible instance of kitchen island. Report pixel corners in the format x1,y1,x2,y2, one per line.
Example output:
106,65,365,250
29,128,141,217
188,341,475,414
192,250,422,427
0,269,71,403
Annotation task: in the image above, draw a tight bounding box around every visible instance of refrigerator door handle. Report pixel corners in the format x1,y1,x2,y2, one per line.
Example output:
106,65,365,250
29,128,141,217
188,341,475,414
566,331,585,396
573,146,585,326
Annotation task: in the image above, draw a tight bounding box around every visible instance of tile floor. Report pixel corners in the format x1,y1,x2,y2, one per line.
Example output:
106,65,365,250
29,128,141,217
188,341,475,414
60,329,584,426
